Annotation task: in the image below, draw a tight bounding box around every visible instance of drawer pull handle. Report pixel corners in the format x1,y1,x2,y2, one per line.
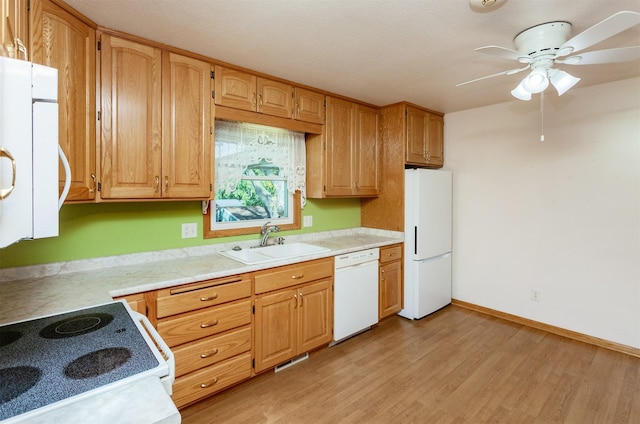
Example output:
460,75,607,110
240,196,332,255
200,320,219,328
200,294,219,302
200,377,218,388
200,348,219,359
291,274,304,280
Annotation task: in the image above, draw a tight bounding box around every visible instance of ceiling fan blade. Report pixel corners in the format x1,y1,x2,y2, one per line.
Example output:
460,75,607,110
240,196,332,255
456,65,530,87
476,45,526,61
558,46,640,65
559,11,640,56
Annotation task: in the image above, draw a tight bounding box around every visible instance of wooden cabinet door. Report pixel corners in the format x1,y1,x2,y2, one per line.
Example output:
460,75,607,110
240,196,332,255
294,87,324,124
162,52,212,198
298,279,333,353
100,35,162,199
354,104,379,196
254,288,297,373
257,77,292,118
2,0,28,59
427,113,444,167
406,106,428,165
324,97,354,196
214,65,256,111
379,260,402,319
31,0,97,201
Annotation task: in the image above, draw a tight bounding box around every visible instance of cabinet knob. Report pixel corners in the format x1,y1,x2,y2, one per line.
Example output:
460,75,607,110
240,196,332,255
200,320,219,328
200,348,219,359
90,174,97,193
200,294,219,302
200,377,218,388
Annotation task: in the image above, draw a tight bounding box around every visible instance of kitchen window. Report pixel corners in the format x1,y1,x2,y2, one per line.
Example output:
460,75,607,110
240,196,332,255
204,120,306,238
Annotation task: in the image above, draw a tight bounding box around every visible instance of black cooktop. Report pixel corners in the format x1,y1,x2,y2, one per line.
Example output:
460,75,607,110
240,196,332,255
0,301,164,421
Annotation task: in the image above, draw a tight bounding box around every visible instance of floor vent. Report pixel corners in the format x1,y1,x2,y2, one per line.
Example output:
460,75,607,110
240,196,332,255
274,353,309,373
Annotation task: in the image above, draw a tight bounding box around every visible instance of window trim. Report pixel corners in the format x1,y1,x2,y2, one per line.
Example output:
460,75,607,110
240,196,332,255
203,191,301,239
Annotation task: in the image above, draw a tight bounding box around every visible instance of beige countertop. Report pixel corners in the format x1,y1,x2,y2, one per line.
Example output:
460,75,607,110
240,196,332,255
0,227,403,325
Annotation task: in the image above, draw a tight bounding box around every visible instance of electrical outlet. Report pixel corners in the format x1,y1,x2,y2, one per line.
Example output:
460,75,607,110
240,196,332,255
530,289,541,302
303,215,313,227
181,223,197,239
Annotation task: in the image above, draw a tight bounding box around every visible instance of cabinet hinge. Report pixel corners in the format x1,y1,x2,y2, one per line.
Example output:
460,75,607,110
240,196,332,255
210,71,215,79
97,41,101,51
323,185,326,192
252,358,255,369
211,90,215,99
27,0,30,12
323,142,326,150
145,305,149,316
210,183,213,192
97,111,101,121
97,181,102,192
252,305,255,314
210,126,213,135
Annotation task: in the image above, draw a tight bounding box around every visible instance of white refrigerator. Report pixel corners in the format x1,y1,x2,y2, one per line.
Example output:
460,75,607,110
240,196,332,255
399,168,452,320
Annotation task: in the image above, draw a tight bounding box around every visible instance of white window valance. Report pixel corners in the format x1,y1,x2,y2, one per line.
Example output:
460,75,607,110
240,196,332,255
214,120,307,207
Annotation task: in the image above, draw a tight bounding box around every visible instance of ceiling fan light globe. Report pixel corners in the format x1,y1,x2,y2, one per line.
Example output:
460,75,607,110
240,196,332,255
550,70,581,96
511,80,532,101
523,69,549,93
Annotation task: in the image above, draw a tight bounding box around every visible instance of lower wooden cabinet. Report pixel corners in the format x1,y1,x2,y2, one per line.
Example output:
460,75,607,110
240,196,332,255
379,244,403,319
172,352,252,408
151,274,253,408
254,258,333,373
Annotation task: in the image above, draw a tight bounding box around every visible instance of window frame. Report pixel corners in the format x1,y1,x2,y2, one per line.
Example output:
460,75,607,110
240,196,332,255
203,191,301,239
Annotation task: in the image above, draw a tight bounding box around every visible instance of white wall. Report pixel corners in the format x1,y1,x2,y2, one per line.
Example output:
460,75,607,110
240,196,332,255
444,77,640,348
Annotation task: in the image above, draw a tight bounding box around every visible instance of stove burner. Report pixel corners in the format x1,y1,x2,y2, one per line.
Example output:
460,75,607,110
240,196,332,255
0,330,23,349
64,347,132,380
0,366,42,404
39,313,114,339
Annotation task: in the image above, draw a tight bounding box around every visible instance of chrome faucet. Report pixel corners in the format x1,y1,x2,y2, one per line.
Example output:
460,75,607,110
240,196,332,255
259,221,280,246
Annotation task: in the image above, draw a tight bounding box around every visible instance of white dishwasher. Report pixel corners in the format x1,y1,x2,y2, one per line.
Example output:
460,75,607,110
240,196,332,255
333,247,380,344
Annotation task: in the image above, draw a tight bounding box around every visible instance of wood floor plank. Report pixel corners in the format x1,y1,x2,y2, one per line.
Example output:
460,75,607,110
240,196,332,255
180,305,640,424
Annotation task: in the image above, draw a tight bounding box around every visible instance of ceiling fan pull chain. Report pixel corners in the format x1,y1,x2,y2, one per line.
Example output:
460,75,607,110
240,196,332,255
540,91,545,142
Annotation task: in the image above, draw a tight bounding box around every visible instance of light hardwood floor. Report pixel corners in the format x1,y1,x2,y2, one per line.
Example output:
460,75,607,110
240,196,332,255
180,305,640,423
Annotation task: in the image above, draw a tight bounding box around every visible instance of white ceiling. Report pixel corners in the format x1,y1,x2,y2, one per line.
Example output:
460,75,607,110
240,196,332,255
64,0,640,114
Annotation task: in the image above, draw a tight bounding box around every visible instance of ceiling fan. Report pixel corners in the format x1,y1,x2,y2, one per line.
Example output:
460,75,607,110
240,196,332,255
457,11,640,101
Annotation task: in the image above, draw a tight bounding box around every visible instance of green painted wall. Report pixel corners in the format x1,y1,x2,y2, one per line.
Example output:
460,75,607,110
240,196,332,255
0,198,361,268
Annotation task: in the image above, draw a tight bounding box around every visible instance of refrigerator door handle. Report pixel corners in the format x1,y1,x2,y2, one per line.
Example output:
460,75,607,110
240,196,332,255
414,226,418,255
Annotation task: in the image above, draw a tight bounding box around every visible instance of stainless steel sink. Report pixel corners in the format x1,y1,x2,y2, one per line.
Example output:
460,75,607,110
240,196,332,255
219,242,330,265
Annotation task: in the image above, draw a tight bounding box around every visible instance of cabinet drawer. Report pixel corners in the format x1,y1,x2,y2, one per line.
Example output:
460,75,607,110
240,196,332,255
156,276,251,318
254,258,333,294
157,300,251,347
379,245,402,264
174,326,252,377
172,352,252,408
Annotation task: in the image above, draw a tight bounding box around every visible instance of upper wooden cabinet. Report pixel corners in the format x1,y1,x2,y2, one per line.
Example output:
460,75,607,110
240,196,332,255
361,102,444,232
1,0,28,59
214,65,292,118
30,0,97,201
406,105,444,168
293,87,324,124
100,35,211,199
162,52,212,199
306,97,379,198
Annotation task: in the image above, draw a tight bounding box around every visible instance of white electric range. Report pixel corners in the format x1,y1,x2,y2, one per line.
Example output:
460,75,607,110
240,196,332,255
0,301,176,423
